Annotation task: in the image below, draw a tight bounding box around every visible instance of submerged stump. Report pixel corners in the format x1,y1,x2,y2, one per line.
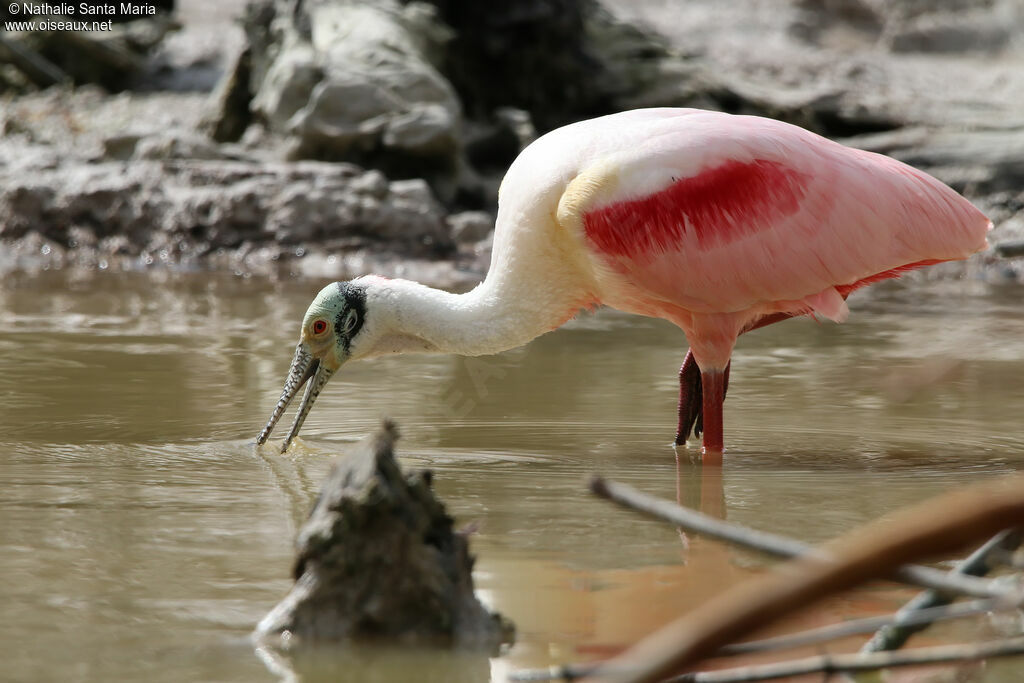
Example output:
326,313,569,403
255,421,513,651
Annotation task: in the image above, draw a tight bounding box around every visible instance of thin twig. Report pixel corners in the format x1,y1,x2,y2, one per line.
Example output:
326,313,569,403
664,636,1024,682
584,474,1024,683
861,529,1021,654
721,597,1005,655
507,598,1011,681
589,477,1011,599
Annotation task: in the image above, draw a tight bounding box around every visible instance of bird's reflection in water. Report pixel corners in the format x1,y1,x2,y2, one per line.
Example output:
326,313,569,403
677,452,725,517
672,452,747,599
675,449,725,521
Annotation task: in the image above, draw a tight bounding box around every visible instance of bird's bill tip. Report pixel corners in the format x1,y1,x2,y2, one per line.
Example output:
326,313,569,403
256,342,316,446
278,361,336,452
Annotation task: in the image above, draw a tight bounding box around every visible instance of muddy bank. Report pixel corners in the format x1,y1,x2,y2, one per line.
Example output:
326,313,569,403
2,0,1023,286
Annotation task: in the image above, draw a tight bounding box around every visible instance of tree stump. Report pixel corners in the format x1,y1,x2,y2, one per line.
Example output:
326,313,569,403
255,421,514,651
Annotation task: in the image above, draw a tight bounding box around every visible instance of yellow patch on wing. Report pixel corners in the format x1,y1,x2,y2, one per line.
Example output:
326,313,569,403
551,159,625,298
555,159,621,235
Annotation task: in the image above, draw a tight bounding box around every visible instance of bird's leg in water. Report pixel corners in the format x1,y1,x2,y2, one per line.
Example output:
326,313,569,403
696,362,729,439
675,311,797,446
675,350,702,446
700,367,728,456
675,350,730,446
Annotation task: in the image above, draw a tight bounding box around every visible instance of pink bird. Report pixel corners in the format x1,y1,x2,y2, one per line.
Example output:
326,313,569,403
257,108,991,455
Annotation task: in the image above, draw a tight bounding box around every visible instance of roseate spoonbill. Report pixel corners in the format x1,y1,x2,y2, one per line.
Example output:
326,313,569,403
257,108,990,455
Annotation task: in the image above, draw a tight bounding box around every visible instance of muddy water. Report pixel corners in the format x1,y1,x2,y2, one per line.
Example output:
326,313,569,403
2,270,1024,682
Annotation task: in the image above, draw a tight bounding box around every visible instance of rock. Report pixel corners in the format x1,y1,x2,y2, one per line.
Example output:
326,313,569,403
463,108,535,173
202,44,253,142
238,0,461,193
842,127,1024,195
995,240,1024,259
348,169,390,198
420,0,603,130
417,0,705,132
447,211,493,244
790,0,885,43
792,0,1017,54
132,131,236,160
255,421,513,650
0,158,455,271
388,178,437,204
102,133,144,160
885,12,1012,54
382,102,457,156
204,0,712,205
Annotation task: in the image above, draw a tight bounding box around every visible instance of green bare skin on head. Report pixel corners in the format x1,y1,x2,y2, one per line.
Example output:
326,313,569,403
257,282,367,452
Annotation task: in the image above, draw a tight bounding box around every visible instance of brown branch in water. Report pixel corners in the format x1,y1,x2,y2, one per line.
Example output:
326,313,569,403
589,477,1010,599
720,597,1006,656
508,598,1013,682
664,636,1024,683
583,474,1024,683
860,528,1022,654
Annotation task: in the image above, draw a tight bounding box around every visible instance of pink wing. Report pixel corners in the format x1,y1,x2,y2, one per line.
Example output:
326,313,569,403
578,113,990,321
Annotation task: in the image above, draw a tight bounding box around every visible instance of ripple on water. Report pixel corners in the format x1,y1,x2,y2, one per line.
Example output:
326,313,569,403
4,273,1024,681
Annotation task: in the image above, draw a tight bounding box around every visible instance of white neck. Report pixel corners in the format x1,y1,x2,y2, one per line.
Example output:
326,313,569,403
363,192,602,358
365,265,593,358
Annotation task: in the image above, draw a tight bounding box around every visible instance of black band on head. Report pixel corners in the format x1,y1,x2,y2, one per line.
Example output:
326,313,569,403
334,281,367,354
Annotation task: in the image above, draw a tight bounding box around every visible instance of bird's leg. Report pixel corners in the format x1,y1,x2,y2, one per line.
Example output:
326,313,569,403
694,361,729,438
700,367,728,456
675,310,798,446
675,351,730,446
674,349,702,446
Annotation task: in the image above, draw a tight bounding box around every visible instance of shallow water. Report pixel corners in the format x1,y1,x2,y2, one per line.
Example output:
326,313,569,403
2,270,1024,682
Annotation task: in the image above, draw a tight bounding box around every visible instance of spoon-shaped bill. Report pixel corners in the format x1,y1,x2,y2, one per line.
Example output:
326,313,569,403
256,343,316,445
279,361,336,453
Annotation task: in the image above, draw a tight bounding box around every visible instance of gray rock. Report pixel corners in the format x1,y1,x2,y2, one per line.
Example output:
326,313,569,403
242,0,461,188
348,169,390,199
886,12,1012,54
419,0,707,131
383,103,458,156
133,131,236,160
388,178,437,205
447,211,493,244
201,44,253,143
0,158,454,269
102,133,144,160
255,421,513,650
843,127,1024,195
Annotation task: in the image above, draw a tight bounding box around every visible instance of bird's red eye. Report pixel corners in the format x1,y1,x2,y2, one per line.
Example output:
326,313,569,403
312,320,328,335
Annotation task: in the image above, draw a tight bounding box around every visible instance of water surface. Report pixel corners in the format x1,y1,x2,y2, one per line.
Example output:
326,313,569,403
2,270,1023,682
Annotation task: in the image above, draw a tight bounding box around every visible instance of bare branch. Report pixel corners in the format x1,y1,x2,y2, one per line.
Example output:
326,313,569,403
508,597,1013,681
664,636,1024,682
861,529,1021,653
584,474,1024,683
721,597,1005,656
589,476,1010,599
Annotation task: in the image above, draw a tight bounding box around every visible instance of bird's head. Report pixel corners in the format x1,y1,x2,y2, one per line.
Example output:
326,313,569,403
256,280,372,452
